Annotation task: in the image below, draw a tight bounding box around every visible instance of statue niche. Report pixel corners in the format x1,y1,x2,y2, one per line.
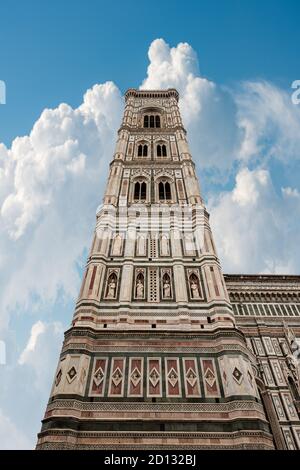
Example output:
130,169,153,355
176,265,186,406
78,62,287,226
189,273,201,299
162,273,171,299
135,272,145,299
106,272,117,299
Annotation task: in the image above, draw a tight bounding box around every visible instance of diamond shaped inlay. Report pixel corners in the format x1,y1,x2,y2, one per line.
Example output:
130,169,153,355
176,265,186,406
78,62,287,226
204,367,216,388
55,369,62,386
111,367,123,387
167,367,178,388
186,368,197,387
93,367,105,387
130,367,141,387
232,367,243,384
149,367,160,387
67,366,77,383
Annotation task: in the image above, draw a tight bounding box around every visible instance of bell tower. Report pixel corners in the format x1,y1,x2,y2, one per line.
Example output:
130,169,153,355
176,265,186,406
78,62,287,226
37,89,274,449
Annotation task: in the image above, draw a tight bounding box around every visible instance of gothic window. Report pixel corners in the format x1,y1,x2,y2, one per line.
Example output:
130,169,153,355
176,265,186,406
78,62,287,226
105,272,118,299
189,273,202,299
159,181,172,201
134,181,147,201
157,144,167,157
143,114,161,128
137,144,148,157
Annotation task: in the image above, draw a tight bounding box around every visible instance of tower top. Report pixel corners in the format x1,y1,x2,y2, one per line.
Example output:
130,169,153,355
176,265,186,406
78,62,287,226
125,88,179,102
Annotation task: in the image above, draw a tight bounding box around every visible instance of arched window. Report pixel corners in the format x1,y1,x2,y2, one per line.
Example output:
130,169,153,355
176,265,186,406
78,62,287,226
140,182,146,200
143,114,161,129
137,144,148,157
134,181,147,201
134,182,140,199
165,182,171,200
158,181,172,201
157,144,167,157
159,182,165,200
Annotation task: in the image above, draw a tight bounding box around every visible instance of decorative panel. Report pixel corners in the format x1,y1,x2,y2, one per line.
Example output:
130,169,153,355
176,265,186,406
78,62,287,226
147,357,162,397
281,392,298,420
262,337,275,355
183,358,201,397
270,359,286,386
108,357,126,397
200,358,220,397
128,357,144,397
271,393,286,421
90,357,108,397
282,427,297,450
165,358,181,397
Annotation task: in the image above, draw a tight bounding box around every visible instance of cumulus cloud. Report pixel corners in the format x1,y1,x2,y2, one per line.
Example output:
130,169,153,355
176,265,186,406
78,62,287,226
18,320,64,391
141,39,242,175
0,81,123,329
236,81,300,163
209,167,300,274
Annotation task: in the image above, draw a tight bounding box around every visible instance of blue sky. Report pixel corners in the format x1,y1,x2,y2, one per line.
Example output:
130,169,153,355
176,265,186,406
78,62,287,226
0,0,300,449
1,0,300,145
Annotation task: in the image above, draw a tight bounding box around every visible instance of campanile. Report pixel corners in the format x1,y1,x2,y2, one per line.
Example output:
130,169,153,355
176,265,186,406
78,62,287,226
37,89,274,449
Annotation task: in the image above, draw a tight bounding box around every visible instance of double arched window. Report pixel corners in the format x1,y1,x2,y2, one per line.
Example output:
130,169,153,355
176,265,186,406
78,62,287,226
144,115,161,128
134,181,147,201
137,144,148,157
157,144,167,157
159,181,171,201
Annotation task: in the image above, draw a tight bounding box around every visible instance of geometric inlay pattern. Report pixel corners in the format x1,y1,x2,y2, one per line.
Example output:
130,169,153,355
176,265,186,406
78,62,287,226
67,366,77,383
93,367,105,387
111,367,123,387
130,367,142,387
149,367,160,387
186,367,197,388
232,367,243,385
204,367,216,388
55,369,62,387
167,367,178,388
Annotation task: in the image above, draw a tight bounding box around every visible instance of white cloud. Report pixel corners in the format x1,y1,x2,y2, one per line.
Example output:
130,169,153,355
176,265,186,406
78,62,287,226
18,320,46,365
236,80,300,163
0,409,31,449
141,39,242,175
0,81,123,329
209,167,300,274
18,320,64,391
